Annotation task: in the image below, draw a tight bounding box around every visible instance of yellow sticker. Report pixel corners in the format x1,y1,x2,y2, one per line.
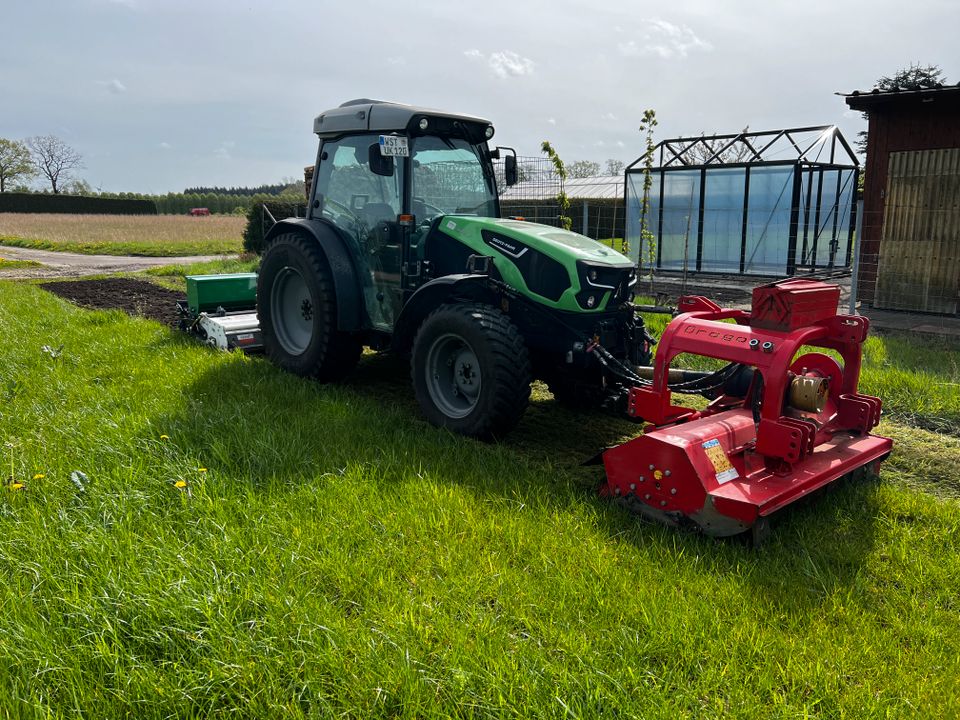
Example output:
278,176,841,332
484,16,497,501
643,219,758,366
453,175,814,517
702,438,739,484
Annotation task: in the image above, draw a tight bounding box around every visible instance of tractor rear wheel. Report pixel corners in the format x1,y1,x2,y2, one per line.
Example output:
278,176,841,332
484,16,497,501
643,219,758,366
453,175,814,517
412,303,531,440
257,233,361,381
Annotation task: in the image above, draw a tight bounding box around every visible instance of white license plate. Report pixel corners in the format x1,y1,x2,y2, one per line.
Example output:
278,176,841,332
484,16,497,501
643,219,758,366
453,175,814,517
379,135,409,157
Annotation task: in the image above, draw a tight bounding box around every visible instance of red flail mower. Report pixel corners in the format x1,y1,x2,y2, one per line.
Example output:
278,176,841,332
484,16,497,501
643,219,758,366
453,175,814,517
601,279,892,541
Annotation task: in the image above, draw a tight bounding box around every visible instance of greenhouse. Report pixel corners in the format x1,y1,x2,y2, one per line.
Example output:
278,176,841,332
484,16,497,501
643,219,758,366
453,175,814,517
625,126,859,276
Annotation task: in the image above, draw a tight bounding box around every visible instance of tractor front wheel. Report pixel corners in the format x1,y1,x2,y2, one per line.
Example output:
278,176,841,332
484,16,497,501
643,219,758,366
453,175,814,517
257,233,361,381
412,303,531,440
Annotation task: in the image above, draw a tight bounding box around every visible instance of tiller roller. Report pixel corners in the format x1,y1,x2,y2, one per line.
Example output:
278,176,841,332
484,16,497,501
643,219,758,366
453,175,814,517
601,279,892,538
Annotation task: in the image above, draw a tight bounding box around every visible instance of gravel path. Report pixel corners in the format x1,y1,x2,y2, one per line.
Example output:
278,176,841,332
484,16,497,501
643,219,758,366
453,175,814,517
0,245,235,279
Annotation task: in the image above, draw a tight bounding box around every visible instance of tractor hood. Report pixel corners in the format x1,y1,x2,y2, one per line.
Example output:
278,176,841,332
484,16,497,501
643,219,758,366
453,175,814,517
434,216,636,313
441,216,633,267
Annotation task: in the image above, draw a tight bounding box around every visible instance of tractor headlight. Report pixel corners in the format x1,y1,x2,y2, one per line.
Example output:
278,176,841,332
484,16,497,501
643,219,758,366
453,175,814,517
419,118,429,130
586,295,597,308
485,125,495,139
589,269,598,281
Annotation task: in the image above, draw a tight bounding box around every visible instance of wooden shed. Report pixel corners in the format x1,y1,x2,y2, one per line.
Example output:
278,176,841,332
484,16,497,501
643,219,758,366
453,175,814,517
845,85,960,313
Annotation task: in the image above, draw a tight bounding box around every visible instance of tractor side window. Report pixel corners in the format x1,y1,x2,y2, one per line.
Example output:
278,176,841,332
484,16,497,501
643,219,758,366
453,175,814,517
314,135,405,330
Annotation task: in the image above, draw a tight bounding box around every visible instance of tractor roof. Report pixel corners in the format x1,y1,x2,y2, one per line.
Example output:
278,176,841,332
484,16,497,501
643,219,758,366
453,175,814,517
313,99,494,142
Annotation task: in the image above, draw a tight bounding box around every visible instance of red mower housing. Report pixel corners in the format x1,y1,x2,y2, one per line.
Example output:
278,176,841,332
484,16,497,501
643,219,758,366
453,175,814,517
601,279,892,537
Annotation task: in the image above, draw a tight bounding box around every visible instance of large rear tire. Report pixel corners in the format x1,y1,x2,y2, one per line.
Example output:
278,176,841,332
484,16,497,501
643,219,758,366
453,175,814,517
412,303,531,440
257,233,361,381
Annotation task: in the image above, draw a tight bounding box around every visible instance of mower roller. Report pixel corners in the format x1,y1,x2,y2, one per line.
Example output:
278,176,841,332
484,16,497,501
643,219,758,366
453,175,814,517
600,279,892,539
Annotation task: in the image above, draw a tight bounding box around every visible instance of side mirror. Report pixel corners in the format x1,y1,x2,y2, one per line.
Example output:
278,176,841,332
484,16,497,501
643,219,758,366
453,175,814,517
505,154,518,186
368,143,394,177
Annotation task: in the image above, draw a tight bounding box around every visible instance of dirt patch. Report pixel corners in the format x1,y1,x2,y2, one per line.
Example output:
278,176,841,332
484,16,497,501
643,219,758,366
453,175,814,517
41,278,185,327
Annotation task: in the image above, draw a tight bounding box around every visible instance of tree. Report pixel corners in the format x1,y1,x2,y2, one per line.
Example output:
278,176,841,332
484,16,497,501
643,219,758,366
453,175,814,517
540,141,571,230
676,126,752,165
605,159,625,176
0,139,35,192
27,135,84,194
636,109,658,288
856,63,946,155
567,160,601,179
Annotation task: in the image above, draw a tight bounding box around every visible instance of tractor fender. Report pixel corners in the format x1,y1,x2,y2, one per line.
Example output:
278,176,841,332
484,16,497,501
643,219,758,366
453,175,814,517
392,274,498,353
263,218,365,332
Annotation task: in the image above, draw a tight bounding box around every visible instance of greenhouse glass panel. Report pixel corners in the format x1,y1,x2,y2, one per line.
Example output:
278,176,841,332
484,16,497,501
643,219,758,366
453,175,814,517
625,172,657,265
657,170,700,271
700,168,746,273
743,166,794,275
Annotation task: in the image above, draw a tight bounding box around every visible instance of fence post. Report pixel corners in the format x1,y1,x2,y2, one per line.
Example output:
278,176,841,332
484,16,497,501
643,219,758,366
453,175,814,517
582,200,589,238
848,198,863,314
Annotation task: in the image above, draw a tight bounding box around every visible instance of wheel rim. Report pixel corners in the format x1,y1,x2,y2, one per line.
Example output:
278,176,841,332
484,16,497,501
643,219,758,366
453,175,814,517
425,333,482,419
270,266,314,355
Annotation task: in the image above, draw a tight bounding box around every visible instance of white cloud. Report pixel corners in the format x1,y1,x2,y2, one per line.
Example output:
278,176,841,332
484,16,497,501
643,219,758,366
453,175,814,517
387,56,406,66
214,141,235,160
616,140,626,148
618,19,711,59
98,78,127,94
547,117,557,125
465,49,534,79
159,141,172,150
601,112,617,121
489,51,534,78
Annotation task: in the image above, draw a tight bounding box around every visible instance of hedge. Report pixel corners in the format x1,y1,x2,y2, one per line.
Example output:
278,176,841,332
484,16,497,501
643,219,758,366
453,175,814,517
242,197,310,254
0,193,157,215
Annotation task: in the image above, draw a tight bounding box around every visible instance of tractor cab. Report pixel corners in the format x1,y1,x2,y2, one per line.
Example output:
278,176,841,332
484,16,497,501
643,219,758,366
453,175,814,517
309,100,515,330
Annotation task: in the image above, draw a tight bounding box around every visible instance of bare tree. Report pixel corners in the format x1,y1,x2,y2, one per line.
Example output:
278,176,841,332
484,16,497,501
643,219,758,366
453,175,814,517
0,138,36,192
605,159,625,176
676,126,752,165
567,160,601,178
27,135,84,194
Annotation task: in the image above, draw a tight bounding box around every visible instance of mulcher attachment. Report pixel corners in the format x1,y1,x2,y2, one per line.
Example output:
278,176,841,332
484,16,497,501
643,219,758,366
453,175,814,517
601,279,892,538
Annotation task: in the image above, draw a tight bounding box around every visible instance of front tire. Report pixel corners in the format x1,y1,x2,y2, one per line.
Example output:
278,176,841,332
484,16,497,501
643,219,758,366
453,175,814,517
257,233,361,381
412,303,531,440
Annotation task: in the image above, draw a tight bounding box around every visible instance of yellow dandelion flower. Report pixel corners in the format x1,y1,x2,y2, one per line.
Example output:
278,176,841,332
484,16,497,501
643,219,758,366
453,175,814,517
160,435,170,441
197,467,208,474
174,480,187,489
9,483,23,491
33,473,45,480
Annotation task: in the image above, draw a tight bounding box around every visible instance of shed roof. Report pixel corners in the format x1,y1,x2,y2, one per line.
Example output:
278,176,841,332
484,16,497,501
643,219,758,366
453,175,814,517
842,84,960,111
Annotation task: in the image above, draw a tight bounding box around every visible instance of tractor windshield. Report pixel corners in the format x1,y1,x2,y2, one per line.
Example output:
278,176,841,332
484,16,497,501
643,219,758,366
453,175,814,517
411,137,497,225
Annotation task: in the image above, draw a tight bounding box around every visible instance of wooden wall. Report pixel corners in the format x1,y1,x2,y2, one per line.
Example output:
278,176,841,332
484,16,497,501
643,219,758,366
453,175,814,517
874,149,960,312
858,102,960,305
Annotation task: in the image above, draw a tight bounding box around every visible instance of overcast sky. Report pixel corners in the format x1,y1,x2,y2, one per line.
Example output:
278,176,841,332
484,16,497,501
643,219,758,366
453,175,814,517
3,0,957,194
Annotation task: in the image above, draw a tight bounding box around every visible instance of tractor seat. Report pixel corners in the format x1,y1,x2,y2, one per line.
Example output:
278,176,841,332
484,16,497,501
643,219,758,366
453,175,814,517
358,202,396,229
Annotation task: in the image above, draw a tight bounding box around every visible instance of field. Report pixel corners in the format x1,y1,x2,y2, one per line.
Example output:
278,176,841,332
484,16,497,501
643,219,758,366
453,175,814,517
1,276,958,718
0,213,245,257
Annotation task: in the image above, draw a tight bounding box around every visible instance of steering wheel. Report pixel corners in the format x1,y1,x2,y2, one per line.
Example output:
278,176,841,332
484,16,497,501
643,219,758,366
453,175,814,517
322,197,361,226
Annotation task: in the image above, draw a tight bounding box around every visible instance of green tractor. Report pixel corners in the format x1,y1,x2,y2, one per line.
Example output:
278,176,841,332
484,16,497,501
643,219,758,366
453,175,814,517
257,99,653,438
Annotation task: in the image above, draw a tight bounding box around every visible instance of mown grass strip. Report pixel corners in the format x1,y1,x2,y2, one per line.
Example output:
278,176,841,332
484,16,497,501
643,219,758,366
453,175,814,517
0,258,42,270
0,281,958,718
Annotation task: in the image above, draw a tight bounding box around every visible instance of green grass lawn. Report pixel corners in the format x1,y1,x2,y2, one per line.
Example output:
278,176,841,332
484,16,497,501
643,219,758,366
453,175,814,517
1,281,959,718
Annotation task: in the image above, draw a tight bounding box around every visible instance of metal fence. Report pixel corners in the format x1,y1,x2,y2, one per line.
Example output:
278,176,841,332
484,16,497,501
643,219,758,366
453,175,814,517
494,156,625,245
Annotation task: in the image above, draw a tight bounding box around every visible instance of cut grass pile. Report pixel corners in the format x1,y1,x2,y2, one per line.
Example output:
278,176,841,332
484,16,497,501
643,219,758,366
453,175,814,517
1,280,959,717
0,213,244,257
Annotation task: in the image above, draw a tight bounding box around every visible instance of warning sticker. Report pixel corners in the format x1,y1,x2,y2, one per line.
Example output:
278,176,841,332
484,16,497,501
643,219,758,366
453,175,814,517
702,438,739,484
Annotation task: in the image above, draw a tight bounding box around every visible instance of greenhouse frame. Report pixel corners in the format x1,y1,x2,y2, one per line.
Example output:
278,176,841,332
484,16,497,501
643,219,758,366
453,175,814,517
625,126,860,276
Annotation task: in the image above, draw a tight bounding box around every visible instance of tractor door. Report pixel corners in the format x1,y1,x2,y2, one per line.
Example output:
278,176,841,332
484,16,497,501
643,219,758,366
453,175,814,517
312,134,405,330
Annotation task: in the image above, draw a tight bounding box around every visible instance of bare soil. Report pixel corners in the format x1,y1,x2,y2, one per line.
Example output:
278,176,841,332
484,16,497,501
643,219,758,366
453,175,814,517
41,278,185,327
